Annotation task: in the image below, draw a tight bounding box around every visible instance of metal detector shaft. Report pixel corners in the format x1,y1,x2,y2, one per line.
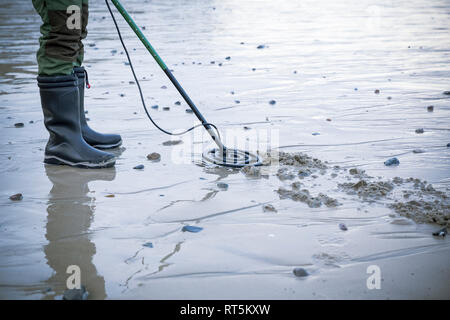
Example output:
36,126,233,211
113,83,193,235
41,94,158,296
110,0,224,150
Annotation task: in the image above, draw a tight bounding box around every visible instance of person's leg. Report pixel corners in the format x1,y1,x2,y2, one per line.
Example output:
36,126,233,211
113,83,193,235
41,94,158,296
74,0,122,149
33,0,116,168
33,0,83,76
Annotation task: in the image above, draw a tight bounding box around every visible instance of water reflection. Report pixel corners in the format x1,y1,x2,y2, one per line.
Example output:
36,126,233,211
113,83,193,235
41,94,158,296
43,165,116,300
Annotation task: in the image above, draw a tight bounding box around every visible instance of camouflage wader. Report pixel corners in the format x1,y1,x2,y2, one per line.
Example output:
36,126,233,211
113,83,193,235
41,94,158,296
32,0,89,76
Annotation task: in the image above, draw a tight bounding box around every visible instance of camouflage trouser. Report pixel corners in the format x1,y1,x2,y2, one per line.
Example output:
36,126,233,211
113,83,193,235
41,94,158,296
32,0,89,76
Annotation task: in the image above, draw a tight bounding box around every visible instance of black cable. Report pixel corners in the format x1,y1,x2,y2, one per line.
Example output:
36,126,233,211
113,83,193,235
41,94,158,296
105,0,221,139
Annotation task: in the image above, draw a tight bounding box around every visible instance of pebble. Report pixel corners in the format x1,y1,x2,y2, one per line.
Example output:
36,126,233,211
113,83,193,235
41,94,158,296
443,91,450,95
374,89,380,94
312,132,320,136
9,193,23,201
174,101,181,105
432,227,447,237
105,194,115,198
243,126,251,130
182,225,203,233
185,109,193,113
29,120,34,124
427,105,434,112
339,223,348,231
143,242,153,248
210,61,215,64
151,105,159,109
384,157,400,166
63,285,88,300
235,100,240,104
225,56,231,60
162,140,183,146
269,100,276,105
263,204,277,213
415,128,424,134
161,85,167,89
257,44,266,49
447,143,450,147
412,149,425,154
14,122,24,128
163,107,170,111
133,164,144,170
326,118,332,121
293,268,309,277
217,182,229,190
147,152,161,161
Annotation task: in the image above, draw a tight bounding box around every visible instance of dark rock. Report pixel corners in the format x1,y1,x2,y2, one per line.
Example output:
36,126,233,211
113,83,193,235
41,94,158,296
312,132,320,136
235,100,240,104
151,105,158,109
339,223,348,231
174,101,181,105
427,105,434,112
412,149,425,154
185,109,193,113
269,100,276,105
63,285,88,300
161,85,167,89
432,227,447,237
257,44,266,49
374,89,380,94
162,140,183,146
143,242,153,248
225,56,231,60
217,182,229,190
263,204,277,212
163,107,170,111
293,268,309,277
384,157,400,166
133,164,144,170
14,123,24,128
443,91,450,95
415,128,424,134
147,152,161,161
9,193,23,201
182,225,203,233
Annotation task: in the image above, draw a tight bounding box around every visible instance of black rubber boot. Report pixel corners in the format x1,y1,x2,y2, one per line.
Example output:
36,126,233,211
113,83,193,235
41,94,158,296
74,67,122,149
38,74,116,168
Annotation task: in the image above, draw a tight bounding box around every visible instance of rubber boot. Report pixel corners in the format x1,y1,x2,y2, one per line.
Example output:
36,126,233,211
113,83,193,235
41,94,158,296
37,74,116,168
74,67,122,149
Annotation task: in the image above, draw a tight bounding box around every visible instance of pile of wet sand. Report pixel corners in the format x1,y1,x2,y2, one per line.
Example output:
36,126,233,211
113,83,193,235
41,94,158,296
239,151,449,227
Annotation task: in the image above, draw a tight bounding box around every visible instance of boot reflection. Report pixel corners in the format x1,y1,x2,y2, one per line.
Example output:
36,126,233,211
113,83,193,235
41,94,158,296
43,165,116,300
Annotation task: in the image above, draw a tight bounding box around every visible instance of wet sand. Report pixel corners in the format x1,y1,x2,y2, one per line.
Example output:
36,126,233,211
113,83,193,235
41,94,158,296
0,0,449,299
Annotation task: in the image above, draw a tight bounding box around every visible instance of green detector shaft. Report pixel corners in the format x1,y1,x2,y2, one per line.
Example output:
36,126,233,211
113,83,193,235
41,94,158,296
109,0,224,150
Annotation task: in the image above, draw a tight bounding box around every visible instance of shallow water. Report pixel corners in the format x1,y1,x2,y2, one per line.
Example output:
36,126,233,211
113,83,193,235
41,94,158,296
0,0,449,299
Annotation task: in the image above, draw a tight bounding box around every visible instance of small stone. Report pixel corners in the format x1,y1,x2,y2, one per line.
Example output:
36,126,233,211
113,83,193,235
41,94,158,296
133,164,144,170
14,123,24,128
143,242,153,248
185,109,193,113
443,91,450,95
174,101,181,105
147,152,161,161
243,126,251,130
162,140,183,146
161,85,167,89
326,118,331,121
412,149,425,154
263,204,277,213
63,285,88,300
217,182,229,190
432,227,447,237
230,91,235,95
257,44,266,49
218,63,222,66
151,105,158,109
9,193,23,201
210,61,215,64
293,268,309,277
269,100,276,105
447,143,450,147
225,56,231,60
29,120,34,124
119,93,125,97
252,68,256,71
384,157,400,166
339,223,348,231
163,107,170,111
415,128,424,134
235,100,240,104
374,89,380,94
182,225,203,233
427,105,434,112
312,132,320,136
105,194,115,198
387,96,392,100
